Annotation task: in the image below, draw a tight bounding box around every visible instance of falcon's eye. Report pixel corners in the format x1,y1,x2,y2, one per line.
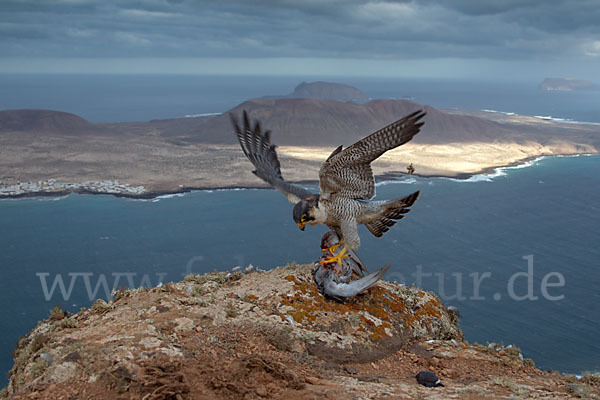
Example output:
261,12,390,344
301,214,307,222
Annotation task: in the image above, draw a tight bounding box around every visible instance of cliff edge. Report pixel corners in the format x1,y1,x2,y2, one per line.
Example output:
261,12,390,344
4,264,598,399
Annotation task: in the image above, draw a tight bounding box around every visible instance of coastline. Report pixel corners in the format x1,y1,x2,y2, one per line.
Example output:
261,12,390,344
1,152,595,201
2,103,598,201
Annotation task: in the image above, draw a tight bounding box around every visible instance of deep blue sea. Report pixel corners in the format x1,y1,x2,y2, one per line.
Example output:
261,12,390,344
0,155,599,382
1,74,600,123
0,74,599,384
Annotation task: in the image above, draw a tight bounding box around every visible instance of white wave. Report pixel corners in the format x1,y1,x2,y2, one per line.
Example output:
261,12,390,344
532,115,600,125
211,187,259,192
502,156,546,170
183,112,221,118
483,110,599,125
555,153,596,158
0,194,72,202
447,170,504,183
533,115,575,123
482,109,517,116
376,177,417,186
37,195,71,202
151,193,187,202
441,156,548,183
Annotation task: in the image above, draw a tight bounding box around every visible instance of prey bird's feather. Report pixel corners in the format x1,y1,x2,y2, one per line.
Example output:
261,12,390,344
314,263,391,302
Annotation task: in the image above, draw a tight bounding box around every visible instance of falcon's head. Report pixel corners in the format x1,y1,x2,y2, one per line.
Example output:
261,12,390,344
293,195,319,230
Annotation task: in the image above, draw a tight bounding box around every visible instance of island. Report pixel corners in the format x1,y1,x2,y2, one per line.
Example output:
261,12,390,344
263,81,368,102
0,95,599,199
539,77,598,91
286,81,367,101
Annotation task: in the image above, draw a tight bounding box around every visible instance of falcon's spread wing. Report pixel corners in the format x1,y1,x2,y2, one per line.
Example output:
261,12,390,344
232,110,313,204
319,110,426,200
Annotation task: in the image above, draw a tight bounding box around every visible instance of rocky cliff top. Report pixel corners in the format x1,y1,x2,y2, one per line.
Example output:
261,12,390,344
4,264,599,399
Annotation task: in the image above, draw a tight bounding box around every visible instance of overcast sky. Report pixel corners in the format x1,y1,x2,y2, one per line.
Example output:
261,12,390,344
1,0,599,80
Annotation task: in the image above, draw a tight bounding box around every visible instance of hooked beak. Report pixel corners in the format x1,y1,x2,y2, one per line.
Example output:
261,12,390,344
296,222,306,231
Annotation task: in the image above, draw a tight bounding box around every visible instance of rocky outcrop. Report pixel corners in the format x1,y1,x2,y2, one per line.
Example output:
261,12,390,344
3,264,599,399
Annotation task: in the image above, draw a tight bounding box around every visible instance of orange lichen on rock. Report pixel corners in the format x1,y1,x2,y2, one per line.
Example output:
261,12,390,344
279,269,457,344
4,263,593,400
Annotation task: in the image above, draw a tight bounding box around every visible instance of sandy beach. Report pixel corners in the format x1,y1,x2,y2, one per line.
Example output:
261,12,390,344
277,140,597,179
0,108,598,198
0,139,596,198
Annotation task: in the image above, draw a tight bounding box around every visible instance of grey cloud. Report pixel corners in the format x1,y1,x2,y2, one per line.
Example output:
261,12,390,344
425,0,600,32
0,0,599,63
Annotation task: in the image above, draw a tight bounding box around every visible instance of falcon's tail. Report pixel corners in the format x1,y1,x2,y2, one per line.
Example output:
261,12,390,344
365,190,420,237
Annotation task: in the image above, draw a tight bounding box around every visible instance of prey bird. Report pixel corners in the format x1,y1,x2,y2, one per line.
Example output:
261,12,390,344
231,109,425,263
319,230,368,278
314,231,391,301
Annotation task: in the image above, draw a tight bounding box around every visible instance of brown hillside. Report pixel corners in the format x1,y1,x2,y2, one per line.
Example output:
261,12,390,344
0,109,104,135
151,98,515,146
6,100,598,150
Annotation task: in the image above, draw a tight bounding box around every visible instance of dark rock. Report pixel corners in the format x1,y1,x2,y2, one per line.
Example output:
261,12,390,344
416,371,444,387
63,352,81,362
343,366,358,375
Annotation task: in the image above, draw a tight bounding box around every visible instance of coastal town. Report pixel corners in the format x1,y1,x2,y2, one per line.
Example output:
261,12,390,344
0,178,146,197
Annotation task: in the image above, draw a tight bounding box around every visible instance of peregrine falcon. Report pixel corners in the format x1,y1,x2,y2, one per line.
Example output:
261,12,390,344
231,109,425,262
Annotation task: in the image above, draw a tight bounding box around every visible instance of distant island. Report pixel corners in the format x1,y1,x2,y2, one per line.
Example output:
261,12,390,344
0,84,599,198
265,81,367,102
539,77,598,91
288,81,367,101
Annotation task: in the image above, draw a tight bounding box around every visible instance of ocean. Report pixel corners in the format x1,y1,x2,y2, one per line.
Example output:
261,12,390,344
0,74,599,384
0,155,599,383
1,74,600,123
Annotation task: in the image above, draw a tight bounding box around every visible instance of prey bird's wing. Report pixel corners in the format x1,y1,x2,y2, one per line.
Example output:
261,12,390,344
319,263,391,301
319,110,426,200
232,110,313,204
346,248,369,276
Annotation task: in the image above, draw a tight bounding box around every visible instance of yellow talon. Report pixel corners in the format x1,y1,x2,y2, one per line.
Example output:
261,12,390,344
319,245,349,264
321,239,345,253
323,242,341,253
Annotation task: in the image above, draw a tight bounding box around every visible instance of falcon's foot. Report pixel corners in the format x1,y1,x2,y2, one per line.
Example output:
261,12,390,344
319,245,349,265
